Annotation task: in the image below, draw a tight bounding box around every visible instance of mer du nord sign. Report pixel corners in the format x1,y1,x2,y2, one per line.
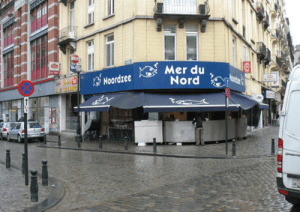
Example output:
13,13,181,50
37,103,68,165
80,61,246,95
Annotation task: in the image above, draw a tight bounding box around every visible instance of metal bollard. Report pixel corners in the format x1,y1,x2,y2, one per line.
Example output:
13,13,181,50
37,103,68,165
42,160,48,186
153,137,157,153
232,139,236,157
6,149,10,168
99,135,102,149
30,169,38,202
44,134,47,145
58,134,61,148
271,138,275,155
124,136,128,150
22,153,25,174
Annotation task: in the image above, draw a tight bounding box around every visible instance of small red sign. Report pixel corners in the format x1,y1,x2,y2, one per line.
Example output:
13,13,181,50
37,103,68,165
72,77,78,85
71,54,79,64
18,80,35,97
243,61,251,73
225,88,231,98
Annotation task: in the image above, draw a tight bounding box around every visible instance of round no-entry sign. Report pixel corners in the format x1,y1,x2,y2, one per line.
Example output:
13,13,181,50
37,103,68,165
225,88,231,98
71,54,79,63
18,80,35,97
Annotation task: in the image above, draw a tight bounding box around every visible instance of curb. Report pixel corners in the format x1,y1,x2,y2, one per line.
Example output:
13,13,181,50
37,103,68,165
37,145,277,160
0,161,65,212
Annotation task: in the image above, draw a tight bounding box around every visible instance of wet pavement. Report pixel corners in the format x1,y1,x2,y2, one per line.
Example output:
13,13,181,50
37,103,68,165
0,126,298,211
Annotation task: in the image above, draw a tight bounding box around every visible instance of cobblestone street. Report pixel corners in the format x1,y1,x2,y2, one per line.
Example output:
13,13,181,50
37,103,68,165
0,126,298,211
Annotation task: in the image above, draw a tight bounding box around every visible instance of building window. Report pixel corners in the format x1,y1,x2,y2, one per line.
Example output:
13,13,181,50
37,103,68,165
3,25,14,47
232,0,236,19
87,41,94,71
30,1,48,33
233,36,236,67
106,34,114,67
4,52,14,87
186,25,198,61
164,0,196,14
243,45,247,61
87,0,94,24
70,1,75,33
31,35,48,81
164,25,176,60
107,0,114,16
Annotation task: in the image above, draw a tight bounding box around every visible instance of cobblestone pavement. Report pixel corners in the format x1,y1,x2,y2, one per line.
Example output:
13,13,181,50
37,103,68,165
0,126,298,211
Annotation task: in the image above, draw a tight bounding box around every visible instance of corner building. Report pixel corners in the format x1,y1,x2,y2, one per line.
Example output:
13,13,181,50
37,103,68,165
0,0,60,133
57,0,293,143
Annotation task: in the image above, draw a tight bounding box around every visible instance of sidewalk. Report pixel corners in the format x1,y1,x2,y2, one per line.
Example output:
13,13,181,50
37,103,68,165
43,126,280,158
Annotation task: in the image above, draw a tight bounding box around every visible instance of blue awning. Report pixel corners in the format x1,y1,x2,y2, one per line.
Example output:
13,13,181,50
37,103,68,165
74,92,145,112
229,92,259,110
143,93,240,112
258,103,269,110
75,91,259,112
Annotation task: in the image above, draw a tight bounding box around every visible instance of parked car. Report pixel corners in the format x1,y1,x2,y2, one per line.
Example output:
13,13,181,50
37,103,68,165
0,122,16,140
277,65,300,206
7,121,45,143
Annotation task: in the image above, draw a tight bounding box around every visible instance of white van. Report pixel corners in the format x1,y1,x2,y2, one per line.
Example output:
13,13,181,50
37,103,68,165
277,65,300,205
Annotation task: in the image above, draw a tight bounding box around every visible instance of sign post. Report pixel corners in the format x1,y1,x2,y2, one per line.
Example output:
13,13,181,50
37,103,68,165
225,88,231,155
18,80,35,186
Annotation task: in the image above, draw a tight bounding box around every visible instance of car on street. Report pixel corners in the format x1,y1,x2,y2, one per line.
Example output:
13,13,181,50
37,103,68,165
0,122,16,140
277,65,300,206
7,121,45,143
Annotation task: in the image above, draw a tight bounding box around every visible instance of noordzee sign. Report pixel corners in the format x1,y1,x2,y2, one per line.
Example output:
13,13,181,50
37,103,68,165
80,61,246,95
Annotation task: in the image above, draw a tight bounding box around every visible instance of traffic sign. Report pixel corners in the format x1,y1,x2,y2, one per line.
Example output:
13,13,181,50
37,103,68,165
70,64,77,72
225,88,231,98
18,80,34,97
71,54,79,63
24,97,29,113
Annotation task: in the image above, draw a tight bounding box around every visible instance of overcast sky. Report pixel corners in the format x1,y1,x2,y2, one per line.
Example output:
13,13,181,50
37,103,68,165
285,0,300,47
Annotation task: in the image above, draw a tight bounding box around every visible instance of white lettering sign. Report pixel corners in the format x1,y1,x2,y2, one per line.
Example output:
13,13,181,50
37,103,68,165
103,75,132,85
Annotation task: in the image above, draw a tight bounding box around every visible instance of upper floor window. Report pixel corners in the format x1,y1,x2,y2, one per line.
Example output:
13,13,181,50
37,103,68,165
3,25,14,47
107,0,114,16
30,1,48,33
243,45,247,61
106,34,114,67
87,41,94,71
4,52,14,87
31,35,48,81
164,25,176,60
164,0,196,14
186,25,198,61
233,36,236,67
87,0,94,24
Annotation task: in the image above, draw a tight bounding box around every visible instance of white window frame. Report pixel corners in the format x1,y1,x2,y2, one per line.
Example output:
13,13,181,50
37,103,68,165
87,0,94,24
232,0,235,18
107,0,114,16
164,26,176,61
186,26,198,61
243,45,247,61
233,36,236,67
106,34,114,67
87,40,94,71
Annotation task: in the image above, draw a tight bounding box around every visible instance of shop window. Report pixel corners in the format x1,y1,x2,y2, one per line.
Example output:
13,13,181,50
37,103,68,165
164,25,176,61
106,34,114,67
87,0,94,24
87,40,94,71
186,25,198,61
4,52,14,87
31,35,48,81
107,0,114,16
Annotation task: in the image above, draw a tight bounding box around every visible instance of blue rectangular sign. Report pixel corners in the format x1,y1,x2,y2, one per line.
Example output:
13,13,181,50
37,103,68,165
80,61,245,95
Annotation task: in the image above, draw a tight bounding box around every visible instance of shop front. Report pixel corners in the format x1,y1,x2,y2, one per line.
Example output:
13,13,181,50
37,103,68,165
77,61,260,144
0,79,58,133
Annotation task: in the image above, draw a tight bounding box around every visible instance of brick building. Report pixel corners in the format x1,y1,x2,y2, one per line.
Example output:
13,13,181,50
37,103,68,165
0,0,60,133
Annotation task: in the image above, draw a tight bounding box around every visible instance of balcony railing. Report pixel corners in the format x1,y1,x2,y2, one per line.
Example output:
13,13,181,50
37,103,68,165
257,42,266,60
58,26,77,43
155,0,210,15
256,3,265,21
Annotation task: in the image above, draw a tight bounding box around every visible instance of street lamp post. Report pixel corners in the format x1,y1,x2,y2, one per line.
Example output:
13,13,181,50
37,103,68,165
75,64,82,148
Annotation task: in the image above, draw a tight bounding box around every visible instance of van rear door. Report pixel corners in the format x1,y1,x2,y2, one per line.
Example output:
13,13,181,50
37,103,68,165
282,85,300,189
